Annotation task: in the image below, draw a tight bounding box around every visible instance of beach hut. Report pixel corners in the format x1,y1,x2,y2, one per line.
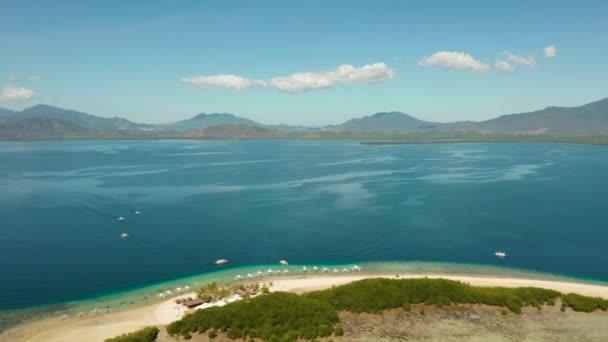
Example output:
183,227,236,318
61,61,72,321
182,298,206,309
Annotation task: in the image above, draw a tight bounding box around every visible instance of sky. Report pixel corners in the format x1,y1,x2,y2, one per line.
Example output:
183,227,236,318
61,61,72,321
1,0,607,126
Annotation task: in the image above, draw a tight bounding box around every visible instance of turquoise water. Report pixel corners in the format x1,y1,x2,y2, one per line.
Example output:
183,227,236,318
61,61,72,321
1,140,608,320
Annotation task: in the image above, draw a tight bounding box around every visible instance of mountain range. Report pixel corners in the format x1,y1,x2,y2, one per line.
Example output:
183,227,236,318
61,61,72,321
0,97,607,140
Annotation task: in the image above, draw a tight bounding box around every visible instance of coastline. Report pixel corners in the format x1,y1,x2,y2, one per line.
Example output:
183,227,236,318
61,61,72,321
3,271,608,342
3,261,608,332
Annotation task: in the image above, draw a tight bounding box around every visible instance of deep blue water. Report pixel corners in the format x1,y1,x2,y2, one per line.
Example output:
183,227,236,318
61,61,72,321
1,140,608,310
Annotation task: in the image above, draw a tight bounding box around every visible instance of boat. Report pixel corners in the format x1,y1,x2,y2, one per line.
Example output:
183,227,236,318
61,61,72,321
235,275,244,281
494,251,507,258
342,268,349,273
301,266,308,272
283,269,289,274
121,233,129,239
134,210,141,215
333,268,340,273
247,273,254,279
256,271,263,277
322,267,329,273
353,265,362,272
267,269,274,274
313,266,319,272
214,259,229,265
280,260,288,266
117,216,126,222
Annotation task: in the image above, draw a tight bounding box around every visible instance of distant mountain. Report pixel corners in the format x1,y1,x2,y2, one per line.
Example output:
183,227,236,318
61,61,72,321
0,97,607,140
10,105,154,131
0,117,91,139
0,108,15,119
167,113,262,131
473,98,608,136
325,111,442,132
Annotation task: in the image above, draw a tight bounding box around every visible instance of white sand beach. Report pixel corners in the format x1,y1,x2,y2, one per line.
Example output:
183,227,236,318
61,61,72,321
3,273,608,342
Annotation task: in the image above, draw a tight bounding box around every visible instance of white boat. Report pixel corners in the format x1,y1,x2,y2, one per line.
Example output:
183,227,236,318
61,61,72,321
184,285,191,290
235,275,243,281
342,268,349,273
333,268,340,273
283,269,289,274
256,271,263,277
301,266,308,272
280,260,288,266
214,259,229,265
267,269,274,274
134,210,141,215
121,233,129,239
247,273,254,279
117,216,126,222
322,267,329,273
494,251,507,258
353,265,362,272
313,266,319,272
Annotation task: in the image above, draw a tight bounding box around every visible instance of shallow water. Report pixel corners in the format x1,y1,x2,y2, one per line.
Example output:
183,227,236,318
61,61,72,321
1,140,607,313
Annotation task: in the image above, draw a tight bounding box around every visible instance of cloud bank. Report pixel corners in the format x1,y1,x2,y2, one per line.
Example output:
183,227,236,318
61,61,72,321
180,74,267,91
26,75,44,81
417,51,490,72
544,45,557,58
495,60,516,73
504,51,536,68
180,62,395,93
0,85,35,101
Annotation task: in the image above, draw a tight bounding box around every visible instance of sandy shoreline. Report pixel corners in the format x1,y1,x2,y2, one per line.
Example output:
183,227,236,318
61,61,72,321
3,272,608,342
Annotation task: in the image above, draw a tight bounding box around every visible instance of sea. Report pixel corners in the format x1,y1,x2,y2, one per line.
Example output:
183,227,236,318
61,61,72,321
1,140,608,328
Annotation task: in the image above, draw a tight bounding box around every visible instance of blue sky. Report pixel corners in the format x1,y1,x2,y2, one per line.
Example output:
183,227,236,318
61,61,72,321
1,0,607,125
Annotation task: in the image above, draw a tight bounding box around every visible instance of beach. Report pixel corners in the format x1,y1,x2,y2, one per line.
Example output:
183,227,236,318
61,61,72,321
3,272,608,342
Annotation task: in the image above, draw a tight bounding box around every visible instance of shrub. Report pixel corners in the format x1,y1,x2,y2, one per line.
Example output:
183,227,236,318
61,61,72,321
166,292,339,341
261,286,270,295
105,326,159,342
318,324,332,337
402,301,411,311
208,328,217,339
561,293,608,312
334,324,344,336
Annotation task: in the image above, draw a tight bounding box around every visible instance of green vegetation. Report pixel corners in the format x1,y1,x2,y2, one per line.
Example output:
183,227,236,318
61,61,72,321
197,282,232,302
165,278,608,341
104,326,159,342
561,293,608,312
334,324,344,336
303,278,560,314
167,292,339,341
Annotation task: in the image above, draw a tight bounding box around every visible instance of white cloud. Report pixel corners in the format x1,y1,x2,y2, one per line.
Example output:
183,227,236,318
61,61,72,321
6,73,17,81
495,60,516,73
504,51,536,68
179,74,267,91
0,85,35,101
181,62,395,93
27,75,44,81
270,63,395,93
544,45,557,58
417,51,490,72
